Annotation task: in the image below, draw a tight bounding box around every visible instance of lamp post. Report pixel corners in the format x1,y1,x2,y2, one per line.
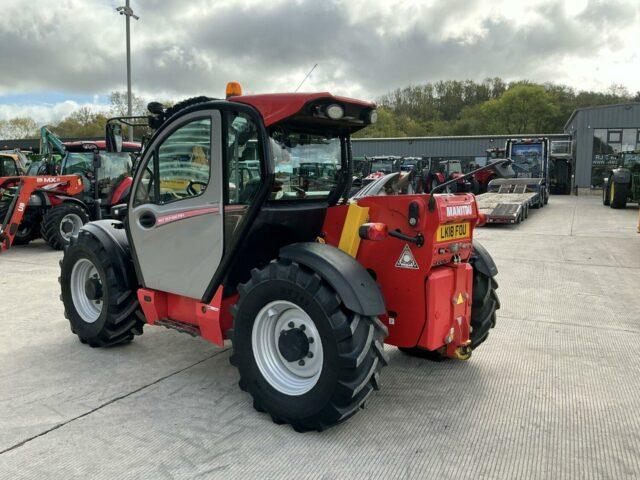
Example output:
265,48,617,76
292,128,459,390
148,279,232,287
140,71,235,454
116,1,139,141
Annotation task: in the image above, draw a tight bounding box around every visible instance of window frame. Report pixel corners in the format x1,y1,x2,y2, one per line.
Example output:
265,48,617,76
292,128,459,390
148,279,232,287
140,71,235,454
143,115,213,207
607,129,622,144
1,157,17,176
222,111,264,206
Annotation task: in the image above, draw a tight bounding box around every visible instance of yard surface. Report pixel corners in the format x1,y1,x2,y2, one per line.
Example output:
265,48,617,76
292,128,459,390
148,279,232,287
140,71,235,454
1,195,639,479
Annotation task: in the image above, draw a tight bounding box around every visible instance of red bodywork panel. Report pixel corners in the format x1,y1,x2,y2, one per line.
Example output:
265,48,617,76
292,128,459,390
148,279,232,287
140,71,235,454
474,170,495,186
137,286,237,346
111,177,133,205
230,93,375,127
323,194,479,353
0,175,84,252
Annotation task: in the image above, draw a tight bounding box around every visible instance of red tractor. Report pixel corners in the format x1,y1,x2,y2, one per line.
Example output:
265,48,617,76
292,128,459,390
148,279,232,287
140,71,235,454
474,148,507,193
58,84,500,432
1,175,85,251
0,136,142,250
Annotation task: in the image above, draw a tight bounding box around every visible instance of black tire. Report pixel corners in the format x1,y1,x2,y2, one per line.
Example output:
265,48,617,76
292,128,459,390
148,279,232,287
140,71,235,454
544,188,549,205
469,260,499,349
400,253,499,359
230,259,388,432
0,202,40,245
60,230,144,347
610,181,628,209
603,180,611,206
42,203,90,250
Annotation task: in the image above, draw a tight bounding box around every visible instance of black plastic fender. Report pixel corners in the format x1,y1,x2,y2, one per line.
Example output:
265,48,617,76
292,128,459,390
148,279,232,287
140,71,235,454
279,242,386,317
71,220,139,292
472,240,498,278
611,169,631,184
54,195,90,211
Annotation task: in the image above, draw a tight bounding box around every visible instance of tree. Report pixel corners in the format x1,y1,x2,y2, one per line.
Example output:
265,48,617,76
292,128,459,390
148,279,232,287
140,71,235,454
0,117,38,139
50,107,108,138
109,91,148,117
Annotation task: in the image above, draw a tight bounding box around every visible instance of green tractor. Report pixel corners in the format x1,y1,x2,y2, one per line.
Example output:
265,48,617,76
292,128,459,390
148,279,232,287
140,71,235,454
603,151,640,209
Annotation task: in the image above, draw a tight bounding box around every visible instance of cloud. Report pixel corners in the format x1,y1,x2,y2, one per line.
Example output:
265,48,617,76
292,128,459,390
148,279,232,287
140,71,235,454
0,0,638,123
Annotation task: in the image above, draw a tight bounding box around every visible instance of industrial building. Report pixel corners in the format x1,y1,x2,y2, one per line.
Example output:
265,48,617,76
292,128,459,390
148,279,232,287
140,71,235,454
564,102,640,188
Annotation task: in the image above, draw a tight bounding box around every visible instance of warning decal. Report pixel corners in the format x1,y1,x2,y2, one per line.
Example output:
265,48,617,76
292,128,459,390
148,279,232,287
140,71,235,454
395,244,419,269
456,293,464,304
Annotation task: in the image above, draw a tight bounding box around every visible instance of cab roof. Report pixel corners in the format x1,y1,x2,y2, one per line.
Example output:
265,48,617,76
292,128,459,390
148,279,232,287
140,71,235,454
229,92,375,127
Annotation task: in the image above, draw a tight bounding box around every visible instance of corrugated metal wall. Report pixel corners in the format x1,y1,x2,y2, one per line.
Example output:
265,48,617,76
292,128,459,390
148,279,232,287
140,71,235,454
352,134,570,158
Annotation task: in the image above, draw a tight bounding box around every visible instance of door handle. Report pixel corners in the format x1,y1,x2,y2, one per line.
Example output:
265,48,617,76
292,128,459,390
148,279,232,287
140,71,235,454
139,211,156,229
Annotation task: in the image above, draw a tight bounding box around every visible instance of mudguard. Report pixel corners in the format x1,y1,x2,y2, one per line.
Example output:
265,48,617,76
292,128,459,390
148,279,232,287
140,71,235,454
472,240,498,278
611,169,631,184
53,195,89,210
280,242,386,317
73,220,138,291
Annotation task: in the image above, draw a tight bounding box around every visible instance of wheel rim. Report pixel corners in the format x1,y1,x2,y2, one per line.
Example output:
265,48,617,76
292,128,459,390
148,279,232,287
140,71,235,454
251,300,324,396
60,213,83,241
70,258,103,323
610,183,615,203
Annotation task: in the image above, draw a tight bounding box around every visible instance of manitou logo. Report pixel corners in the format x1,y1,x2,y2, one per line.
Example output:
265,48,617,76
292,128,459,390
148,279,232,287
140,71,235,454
446,205,472,217
37,177,61,184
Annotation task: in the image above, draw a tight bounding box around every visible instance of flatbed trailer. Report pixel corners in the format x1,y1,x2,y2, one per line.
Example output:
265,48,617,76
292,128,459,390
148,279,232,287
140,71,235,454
476,178,543,224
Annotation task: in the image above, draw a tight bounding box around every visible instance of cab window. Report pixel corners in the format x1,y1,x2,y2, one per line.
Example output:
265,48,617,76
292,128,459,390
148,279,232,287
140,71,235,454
268,129,342,201
1,156,18,176
226,112,261,204
139,118,212,206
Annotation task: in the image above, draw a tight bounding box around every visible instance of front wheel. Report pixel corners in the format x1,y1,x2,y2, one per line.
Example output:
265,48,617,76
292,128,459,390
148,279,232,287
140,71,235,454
60,231,144,347
0,203,40,245
230,260,388,432
42,203,90,250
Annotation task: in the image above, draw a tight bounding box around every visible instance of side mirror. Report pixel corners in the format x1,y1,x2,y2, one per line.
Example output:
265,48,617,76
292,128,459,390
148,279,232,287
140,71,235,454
106,123,124,153
110,203,128,220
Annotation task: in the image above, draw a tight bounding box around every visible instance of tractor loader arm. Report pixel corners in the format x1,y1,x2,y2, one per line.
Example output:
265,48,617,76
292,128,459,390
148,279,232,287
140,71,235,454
280,242,386,317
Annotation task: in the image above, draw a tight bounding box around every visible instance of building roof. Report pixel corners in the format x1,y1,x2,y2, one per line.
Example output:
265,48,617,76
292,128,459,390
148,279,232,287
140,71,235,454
352,133,569,142
563,102,640,131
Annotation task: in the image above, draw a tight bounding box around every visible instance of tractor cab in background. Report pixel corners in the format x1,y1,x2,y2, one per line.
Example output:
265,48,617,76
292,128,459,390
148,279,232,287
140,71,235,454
438,159,474,193
474,147,514,193
549,139,573,195
0,150,28,177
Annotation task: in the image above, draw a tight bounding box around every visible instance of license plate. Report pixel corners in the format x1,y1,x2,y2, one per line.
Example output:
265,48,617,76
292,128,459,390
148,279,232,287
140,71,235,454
436,222,470,242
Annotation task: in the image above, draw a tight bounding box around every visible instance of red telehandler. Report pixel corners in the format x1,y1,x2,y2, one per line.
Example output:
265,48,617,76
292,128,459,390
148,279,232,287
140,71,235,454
58,83,501,432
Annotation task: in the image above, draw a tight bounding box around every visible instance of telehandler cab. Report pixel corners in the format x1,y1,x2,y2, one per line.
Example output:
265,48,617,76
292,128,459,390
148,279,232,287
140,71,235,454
59,84,500,432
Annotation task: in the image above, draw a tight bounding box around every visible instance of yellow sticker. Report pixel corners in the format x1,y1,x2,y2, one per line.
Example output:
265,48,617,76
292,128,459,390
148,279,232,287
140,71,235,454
456,293,464,305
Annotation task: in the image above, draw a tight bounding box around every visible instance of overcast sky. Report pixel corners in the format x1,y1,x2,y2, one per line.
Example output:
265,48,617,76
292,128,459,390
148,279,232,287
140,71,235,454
0,0,638,123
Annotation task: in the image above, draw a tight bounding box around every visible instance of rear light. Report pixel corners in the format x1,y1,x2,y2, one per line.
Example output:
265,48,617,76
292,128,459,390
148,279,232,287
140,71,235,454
477,212,487,227
359,222,388,241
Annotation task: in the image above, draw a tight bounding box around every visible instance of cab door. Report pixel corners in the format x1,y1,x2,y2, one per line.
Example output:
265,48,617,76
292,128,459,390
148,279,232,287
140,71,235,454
128,110,224,299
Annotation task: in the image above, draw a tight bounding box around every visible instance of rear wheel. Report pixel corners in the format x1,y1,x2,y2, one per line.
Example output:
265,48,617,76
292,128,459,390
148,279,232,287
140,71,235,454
603,180,611,206
231,260,388,432
610,181,628,209
42,203,89,250
60,231,144,347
